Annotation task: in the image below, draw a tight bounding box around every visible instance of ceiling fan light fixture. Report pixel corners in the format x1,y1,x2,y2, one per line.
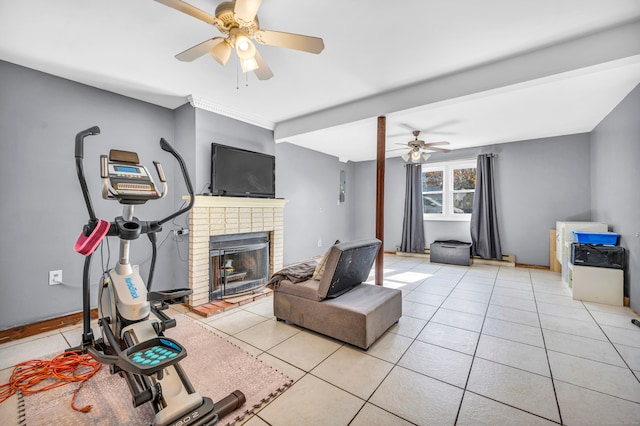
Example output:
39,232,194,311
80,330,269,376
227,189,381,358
421,152,431,161
235,35,255,58
401,152,410,162
233,32,259,72
410,149,422,161
240,56,259,72
210,40,232,66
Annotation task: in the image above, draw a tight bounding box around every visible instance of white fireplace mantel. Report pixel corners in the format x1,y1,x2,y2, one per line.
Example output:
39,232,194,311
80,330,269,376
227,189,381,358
184,196,288,307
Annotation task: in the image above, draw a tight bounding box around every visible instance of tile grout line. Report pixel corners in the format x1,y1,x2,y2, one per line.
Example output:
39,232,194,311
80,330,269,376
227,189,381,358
530,269,564,426
353,263,461,425
452,265,498,425
345,266,446,426
229,293,423,424
454,268,566,425
216,313,349,424
580,300,640,384
533,283,640,401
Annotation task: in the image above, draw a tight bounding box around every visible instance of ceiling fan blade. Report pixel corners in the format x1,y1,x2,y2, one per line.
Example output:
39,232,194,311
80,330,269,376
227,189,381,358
210,39,233,66
154,0,217,25
253,49,273,80
386,148,408,152
255,30,324,54
421,119,460,133
389,130,454,139
398,123,418,132
175,38,224,62
397,122,456,136
424,146,450,153
423,141,450,147
234,0,262,27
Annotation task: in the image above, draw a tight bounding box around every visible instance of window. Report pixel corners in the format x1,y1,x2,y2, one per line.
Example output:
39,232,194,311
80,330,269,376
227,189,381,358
421,160,476,220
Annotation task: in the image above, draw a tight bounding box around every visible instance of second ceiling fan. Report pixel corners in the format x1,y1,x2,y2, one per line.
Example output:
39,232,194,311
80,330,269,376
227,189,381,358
390,130,450,162
155,0,325,80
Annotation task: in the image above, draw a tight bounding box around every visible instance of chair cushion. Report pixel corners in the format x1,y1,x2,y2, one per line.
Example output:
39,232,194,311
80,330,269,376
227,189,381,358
273,283,402,349
274,279,321,301
312,249,330,280
312,240,341,280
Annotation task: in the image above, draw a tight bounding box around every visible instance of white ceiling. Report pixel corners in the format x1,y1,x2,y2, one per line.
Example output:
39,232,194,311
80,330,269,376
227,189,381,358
1,0,639,162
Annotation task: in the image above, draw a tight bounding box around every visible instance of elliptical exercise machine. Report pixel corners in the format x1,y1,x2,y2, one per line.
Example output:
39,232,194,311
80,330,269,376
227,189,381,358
74,126,245,425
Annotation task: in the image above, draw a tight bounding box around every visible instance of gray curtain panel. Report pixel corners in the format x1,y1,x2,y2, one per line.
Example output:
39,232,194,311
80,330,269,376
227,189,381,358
400,163,425,253
470,154,502,259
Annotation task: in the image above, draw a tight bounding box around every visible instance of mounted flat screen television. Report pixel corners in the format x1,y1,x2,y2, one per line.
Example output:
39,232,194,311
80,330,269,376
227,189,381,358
210,143,276,198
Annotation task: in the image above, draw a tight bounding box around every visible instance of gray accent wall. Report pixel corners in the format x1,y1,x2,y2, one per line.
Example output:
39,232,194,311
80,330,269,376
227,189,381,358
349,157,406,251
275,143,355,264
590,84,640,310
194,109,275,195
352,133,592,266
0,60,188,330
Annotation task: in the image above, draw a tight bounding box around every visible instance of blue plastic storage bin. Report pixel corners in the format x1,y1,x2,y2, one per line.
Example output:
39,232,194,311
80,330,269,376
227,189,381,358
573,231,619,245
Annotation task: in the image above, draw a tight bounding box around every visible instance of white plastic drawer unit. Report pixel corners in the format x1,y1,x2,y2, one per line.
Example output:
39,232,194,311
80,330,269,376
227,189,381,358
555,221,607,263
555,221,608,285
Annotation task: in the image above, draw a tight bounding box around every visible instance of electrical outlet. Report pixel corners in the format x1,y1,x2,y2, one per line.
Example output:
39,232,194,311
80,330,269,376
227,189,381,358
49,270,62,286
173,228,189,236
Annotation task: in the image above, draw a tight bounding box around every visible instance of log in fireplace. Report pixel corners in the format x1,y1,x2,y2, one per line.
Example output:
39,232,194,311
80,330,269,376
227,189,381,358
209,232,270,300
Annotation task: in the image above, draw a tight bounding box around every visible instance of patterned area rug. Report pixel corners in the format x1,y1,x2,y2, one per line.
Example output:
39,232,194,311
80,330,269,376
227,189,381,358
17,314,292,425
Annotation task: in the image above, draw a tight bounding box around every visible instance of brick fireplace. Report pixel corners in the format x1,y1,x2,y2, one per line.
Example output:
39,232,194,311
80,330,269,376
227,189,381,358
186,196,288,308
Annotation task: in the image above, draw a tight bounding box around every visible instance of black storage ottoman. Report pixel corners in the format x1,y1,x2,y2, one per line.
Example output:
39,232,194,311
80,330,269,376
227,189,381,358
430,240,472,266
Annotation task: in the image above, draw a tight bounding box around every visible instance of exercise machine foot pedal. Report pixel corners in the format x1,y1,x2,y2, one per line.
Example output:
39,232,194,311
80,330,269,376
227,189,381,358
121,337,186,376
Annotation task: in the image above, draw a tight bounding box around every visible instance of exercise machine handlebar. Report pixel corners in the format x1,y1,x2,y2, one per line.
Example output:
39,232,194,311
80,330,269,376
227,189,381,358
75,126,101,225
157,137,194,226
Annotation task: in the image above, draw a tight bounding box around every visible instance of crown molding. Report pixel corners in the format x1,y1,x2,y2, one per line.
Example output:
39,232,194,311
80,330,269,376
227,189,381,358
187,95,275,130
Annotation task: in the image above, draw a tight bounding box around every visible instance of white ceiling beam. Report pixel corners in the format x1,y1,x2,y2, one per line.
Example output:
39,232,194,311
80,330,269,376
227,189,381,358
274,18,640,142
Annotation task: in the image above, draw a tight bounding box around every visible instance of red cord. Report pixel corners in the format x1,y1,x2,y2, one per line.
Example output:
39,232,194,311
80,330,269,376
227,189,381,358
0,350,102,413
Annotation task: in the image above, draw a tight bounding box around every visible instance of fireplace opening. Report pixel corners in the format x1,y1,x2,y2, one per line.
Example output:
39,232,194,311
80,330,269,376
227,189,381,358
210,232,270,300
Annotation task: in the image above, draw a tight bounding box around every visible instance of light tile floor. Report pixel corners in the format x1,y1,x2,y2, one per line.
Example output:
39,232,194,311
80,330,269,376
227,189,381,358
2,254,640,425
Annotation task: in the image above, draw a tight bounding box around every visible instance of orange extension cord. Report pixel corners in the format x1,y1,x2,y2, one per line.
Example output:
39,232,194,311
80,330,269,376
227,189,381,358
0,350,102,413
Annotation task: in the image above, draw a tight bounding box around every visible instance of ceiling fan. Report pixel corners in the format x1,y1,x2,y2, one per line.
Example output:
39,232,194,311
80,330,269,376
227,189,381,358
389,130,450,162
155,0,325,80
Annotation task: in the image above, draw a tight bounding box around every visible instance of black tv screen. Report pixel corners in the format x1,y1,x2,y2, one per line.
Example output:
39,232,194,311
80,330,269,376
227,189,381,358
210,143,275,198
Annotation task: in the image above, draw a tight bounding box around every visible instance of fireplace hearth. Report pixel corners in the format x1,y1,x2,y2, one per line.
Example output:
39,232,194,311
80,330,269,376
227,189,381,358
210,232,270,300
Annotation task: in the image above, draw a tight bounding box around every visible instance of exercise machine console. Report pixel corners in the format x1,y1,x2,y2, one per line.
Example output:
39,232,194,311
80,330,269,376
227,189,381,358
74,126,245,425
